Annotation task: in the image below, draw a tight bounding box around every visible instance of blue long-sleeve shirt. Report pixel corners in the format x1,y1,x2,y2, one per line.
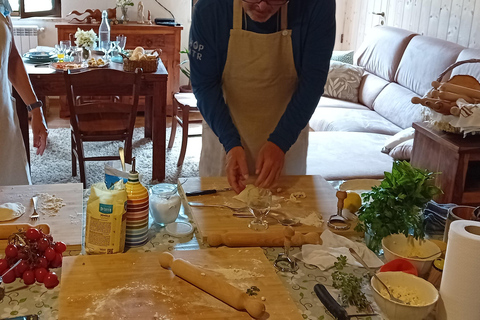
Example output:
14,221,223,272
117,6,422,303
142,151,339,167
189,0,335,153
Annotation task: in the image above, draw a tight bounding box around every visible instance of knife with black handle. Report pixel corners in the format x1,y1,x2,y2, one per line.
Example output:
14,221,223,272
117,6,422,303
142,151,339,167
185,187,232,197
314,284,349,320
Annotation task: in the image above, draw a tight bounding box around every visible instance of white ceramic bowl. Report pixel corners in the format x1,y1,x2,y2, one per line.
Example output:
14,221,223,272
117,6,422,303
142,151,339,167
382,234,442,277
371,271,438,320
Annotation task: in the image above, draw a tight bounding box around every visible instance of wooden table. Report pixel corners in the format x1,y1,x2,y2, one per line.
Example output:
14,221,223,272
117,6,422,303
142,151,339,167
56,23,182,107
14,61,168,182
411,122,480,205
0,183,83,254
180,176,360,245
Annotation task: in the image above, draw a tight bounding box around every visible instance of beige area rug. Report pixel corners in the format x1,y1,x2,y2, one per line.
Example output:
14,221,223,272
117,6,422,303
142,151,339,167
29,127,200,188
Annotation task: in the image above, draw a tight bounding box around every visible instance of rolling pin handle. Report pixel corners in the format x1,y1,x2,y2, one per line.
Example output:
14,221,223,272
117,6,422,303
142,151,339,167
159,252,174,268
244,299,267,319
207,234,223,247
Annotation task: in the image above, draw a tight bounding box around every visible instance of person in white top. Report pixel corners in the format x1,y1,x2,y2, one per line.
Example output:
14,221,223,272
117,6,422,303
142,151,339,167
0,0,48,185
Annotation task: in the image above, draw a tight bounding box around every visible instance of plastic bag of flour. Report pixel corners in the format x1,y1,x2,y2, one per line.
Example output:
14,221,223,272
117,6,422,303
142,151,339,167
85,180,127,254
104,160,132,189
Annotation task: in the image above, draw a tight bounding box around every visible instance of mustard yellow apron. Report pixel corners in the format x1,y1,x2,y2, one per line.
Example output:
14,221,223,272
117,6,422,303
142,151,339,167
199,0,308,176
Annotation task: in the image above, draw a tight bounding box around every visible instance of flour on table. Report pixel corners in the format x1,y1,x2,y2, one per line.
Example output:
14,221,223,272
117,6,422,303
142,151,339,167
37,193,66,216
298,212,323,227
209,267,264,280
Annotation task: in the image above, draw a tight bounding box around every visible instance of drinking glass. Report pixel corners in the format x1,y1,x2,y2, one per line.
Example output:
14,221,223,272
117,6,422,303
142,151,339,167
99,40,110,60
55,44,65,62
116,34,127,51
247,188,272,231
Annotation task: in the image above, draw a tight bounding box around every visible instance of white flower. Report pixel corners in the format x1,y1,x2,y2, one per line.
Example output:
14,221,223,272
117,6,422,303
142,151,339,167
74,28,98,49
1,305,29,318
116,0,134,7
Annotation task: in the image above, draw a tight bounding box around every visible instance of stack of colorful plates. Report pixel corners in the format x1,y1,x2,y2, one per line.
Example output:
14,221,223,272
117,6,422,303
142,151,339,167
23,51,57,64
125,197,150,247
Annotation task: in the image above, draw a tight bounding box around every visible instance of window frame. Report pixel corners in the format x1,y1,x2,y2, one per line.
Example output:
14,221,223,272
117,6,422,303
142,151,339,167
16,0,61,18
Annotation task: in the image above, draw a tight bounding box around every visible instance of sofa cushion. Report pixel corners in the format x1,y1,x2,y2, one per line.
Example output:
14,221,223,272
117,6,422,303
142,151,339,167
373,83,428,129
324,61,364,103
309,106,401,135
358,72,390,110
395,35,464,96
389,139,413,161
331,50,354,64
307,131,393,180
354,26,417,82
317,96,369,110
451,48,480,82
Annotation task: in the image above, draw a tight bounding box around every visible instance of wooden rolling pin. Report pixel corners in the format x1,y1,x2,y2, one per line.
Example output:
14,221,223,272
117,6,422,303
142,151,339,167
0,224,50,239
207,231,321,247
159,252,266,319
433,81,480,99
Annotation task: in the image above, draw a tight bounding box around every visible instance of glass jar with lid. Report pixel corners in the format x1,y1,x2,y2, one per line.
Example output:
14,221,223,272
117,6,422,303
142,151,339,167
149,183,181,226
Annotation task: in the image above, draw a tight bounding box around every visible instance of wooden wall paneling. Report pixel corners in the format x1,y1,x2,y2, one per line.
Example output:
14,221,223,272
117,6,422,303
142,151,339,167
394,0,405,28
447,0,465,43
408,0,423,31
335,0,346,49
437,0,453,40
427,0,443,37
342,0,355,49
418,0,433,35
357,0,369,49
401,0,413,30
365,0,375,30
468,0,480,47
458,0,475,46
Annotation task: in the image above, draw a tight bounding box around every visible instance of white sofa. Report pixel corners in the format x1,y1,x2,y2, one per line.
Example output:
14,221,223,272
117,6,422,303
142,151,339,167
306,26,480,181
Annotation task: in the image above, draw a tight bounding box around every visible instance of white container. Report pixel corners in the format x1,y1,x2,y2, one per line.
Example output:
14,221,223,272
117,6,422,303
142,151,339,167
149,184,181,226
371,271,438,320
382,234,442,277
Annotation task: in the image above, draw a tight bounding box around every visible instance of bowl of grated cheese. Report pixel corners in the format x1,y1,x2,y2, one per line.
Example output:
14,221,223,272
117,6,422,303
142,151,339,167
382,234,442,277
371,271,438,320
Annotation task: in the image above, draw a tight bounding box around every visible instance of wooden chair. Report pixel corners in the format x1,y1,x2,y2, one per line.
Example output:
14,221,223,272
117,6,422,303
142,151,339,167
64,68,143,188
168,92,201,167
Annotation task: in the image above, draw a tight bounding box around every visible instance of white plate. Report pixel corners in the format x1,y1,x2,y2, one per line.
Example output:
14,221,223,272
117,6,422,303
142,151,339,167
339,179,382,193
49,62,87,72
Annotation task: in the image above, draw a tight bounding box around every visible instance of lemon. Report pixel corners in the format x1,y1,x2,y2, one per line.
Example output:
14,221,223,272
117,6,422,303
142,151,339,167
343,191,362,213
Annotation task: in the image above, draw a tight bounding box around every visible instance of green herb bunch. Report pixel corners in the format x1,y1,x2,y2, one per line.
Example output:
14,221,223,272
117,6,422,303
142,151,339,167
355,160,442,252
331,255,370,311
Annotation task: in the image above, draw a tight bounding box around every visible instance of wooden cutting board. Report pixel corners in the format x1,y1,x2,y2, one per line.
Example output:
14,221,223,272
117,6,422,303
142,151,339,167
179,176,360,244
58,248,301,319
0,183,83,254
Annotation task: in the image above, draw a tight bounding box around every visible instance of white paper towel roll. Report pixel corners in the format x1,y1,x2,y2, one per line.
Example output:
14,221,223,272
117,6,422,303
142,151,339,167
437,220,480,320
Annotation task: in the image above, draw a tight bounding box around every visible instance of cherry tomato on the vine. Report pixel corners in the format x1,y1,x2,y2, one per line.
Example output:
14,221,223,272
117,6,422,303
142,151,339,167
54,241,67,253
44,248,56,261
34,267,48,283
37,238,50,252
26,228,41,241
5,244,18,258
43,272,59,289
23,270,35,285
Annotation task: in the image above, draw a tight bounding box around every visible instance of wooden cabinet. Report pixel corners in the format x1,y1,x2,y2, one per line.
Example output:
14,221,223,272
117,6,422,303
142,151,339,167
411,122,480,206
55,23,182,106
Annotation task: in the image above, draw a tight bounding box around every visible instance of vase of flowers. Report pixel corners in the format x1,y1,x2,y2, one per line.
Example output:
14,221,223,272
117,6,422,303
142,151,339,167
74,28,98,62
117,0,134,22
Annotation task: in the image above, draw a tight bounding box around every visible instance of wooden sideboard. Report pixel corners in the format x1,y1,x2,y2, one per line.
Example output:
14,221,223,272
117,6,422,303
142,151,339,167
55,23,182,107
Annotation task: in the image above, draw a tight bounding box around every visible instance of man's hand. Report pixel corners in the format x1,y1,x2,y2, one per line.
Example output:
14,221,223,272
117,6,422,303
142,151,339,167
226,146,249,194
30,108,48,155
255,141,285,188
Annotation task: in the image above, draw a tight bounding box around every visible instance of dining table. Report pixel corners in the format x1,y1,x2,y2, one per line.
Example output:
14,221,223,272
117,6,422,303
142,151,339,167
14,60,168,182
0,177,438,320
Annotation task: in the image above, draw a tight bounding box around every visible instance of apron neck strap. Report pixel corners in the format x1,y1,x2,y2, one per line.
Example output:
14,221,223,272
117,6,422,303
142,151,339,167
233,0,243,30
233,0,289,31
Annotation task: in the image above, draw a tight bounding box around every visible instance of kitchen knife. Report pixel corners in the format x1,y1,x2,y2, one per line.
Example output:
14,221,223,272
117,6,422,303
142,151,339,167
186,187,232,197
313,284,377,319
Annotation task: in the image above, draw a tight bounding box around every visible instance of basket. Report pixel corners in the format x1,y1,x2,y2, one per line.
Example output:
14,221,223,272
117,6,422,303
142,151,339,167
122,49,162,73
123,57,159,73
429,59,480,133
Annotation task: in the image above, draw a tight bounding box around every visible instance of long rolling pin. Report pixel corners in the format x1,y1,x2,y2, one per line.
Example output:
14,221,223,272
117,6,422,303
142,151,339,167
207,231,321,247
159,252,266,318
0,224,50,239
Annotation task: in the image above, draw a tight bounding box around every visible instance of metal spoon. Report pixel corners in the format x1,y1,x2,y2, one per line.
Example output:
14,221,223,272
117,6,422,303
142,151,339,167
349,248,406,305
118,147,125,171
